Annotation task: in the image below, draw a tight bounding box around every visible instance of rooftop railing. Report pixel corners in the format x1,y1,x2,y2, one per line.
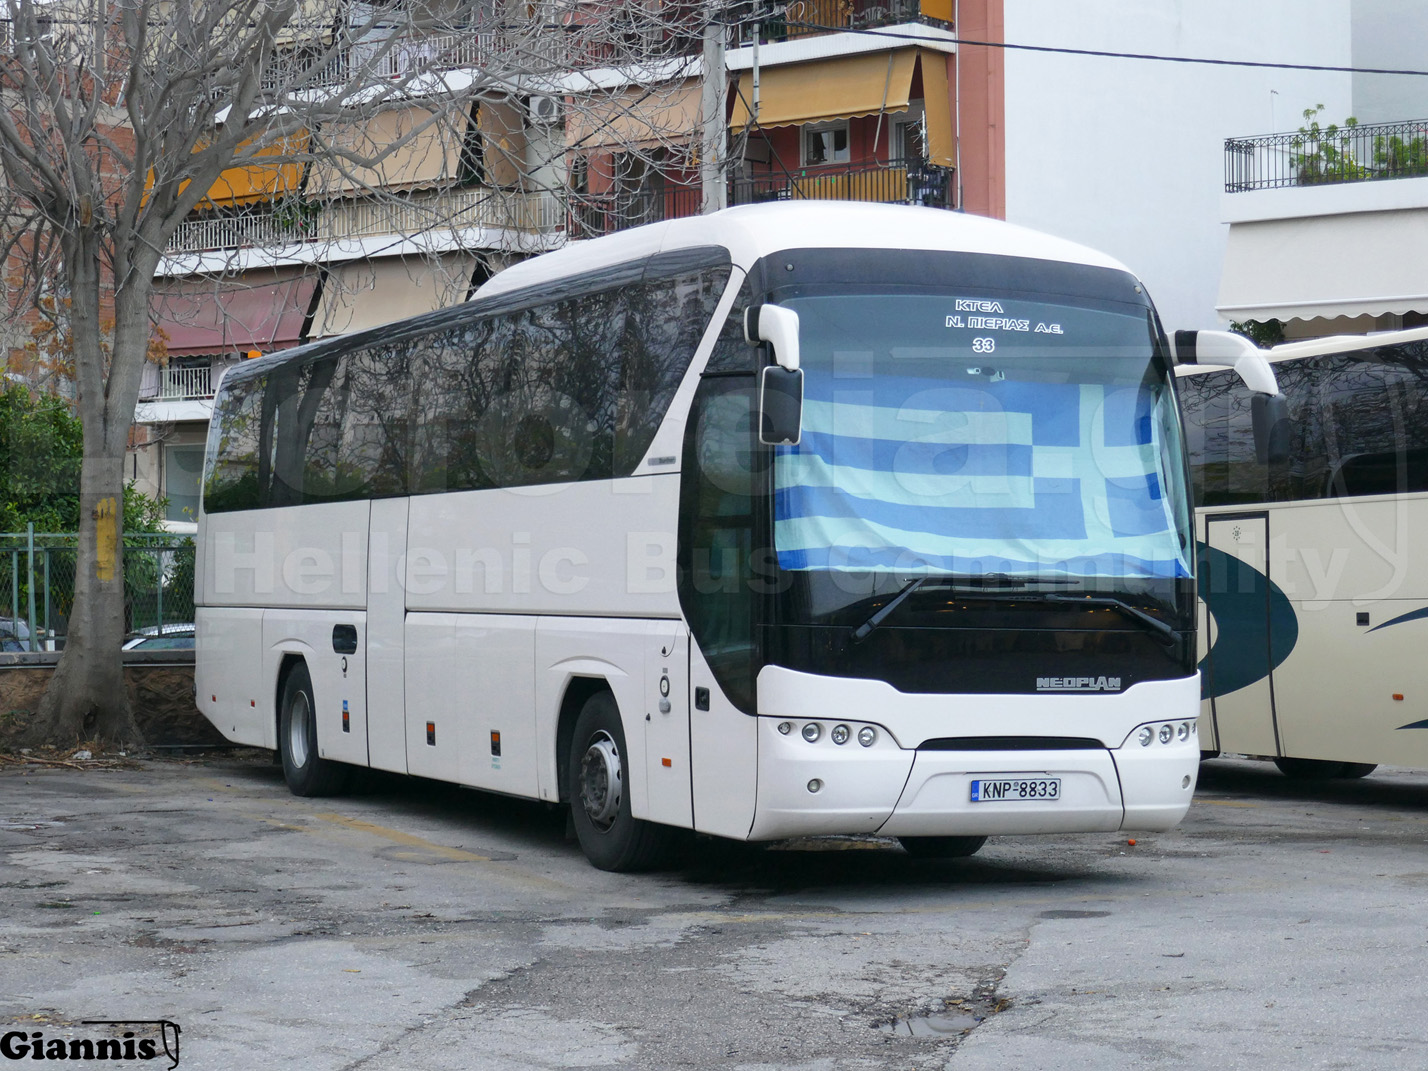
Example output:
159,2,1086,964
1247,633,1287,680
1225,117,1428,192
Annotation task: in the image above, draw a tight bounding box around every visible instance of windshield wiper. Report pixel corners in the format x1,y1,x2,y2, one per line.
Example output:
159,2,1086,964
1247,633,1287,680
850,574,1082,642
851,576,929,642
1041,593,1178,645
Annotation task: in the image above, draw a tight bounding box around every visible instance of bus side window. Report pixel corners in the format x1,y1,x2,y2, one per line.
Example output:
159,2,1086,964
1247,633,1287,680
1179,368,1267,507
616,265,732,473
204,373,268,513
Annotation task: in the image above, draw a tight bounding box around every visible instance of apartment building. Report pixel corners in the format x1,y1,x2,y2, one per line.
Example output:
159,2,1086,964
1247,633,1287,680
132,0,1408,514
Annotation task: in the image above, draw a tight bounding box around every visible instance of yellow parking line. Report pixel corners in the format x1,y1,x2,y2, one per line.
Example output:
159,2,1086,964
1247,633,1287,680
314,812,492,862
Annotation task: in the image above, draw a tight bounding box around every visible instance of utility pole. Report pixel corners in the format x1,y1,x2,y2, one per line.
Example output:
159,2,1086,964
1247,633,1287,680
700,6,728,214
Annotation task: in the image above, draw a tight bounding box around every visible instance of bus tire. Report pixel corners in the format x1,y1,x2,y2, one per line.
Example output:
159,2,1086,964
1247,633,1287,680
1338,762,1378,779
567,690,672,872
1273,757,1347,780
279,661,348,797
898,835,988,859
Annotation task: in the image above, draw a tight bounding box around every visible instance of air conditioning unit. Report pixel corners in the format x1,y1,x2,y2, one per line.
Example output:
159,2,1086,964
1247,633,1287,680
527,95,559,124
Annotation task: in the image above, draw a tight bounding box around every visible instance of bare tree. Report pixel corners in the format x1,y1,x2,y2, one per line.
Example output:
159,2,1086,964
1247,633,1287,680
0,0,721,745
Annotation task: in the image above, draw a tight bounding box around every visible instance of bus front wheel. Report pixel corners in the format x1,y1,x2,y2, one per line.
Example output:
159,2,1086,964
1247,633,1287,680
279,661,348,797
567,690,673,872
899,836,988,859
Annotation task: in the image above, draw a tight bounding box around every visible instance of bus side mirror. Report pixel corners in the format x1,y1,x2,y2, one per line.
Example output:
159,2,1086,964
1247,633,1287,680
1252,392,1290,465
748,304,803,444
760,365,803,445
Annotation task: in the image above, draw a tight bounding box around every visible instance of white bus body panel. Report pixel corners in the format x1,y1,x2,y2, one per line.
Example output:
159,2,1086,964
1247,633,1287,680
368,499,408,774
405,612,538,795
752,667,1199,838
194,606,267,745
689,645,759,839
405,476,683,618
200,501,369,610
262,608,369,766
1201,495,1428,768
534,617,693,826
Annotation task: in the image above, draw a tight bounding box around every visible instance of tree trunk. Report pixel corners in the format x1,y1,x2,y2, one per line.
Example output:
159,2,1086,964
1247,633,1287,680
26,448,142,747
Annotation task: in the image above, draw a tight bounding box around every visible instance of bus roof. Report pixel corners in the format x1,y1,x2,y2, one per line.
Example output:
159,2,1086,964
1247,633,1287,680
474,202,1135,303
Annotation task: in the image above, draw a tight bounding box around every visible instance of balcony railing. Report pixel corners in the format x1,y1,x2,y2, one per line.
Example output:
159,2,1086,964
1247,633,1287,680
569,159,954,239
168,188,562,253
734,0,947,46
142,365,214,401
1225,117,1428,192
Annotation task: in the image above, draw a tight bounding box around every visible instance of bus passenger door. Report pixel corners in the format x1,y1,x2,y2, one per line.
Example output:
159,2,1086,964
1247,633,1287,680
367,498,409,774
644,623,692,828
1202,513,1281,757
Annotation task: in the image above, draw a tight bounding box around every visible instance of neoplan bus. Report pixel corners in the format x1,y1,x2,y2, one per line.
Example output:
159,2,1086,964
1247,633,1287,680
199,202,1225,870
1179,324,1428,779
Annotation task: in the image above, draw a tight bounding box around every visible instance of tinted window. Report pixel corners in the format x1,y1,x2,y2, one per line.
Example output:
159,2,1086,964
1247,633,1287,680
617,266,732,470
204,372,266,513
1180,340,1428,506
1179,367,1266,507
677,377,762,713
206,259,733,510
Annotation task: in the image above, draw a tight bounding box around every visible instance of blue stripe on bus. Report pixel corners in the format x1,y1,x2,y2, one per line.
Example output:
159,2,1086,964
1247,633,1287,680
1367,606,1428,633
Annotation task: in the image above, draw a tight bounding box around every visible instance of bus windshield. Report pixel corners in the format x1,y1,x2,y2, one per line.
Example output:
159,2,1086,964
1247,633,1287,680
772,291,1191,608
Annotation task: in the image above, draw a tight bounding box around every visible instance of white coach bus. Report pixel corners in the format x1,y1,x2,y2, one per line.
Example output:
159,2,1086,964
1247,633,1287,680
197,202,1215,870
1179,325,1428,780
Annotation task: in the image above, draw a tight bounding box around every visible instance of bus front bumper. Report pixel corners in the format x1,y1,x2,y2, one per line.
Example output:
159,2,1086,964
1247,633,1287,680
747,717,1199,840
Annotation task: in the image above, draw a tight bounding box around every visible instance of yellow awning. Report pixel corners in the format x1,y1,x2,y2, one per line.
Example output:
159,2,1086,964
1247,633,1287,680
920,51,955,167
308,106,468,197
566,82,703,148
197,131,309,208
730,49,918,131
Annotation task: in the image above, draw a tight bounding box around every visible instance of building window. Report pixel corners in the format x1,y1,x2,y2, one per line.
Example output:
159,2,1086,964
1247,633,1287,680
894,105,926,163
802,121,850,166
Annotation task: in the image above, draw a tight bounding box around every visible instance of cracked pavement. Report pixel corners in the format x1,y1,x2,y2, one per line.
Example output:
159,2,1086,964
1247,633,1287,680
3,755,1428,1069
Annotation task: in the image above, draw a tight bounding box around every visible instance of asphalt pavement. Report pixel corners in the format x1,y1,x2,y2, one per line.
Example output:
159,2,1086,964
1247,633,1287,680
2,753,1426,1070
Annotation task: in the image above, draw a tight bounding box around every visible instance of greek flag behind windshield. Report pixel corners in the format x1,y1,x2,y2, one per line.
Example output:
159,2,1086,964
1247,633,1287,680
773,373,1191,579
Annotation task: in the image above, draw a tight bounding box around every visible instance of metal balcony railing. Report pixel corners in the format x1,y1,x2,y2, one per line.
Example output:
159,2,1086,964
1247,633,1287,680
569,159,954,239
1225,117,1428,192
158,365,214,400
167,188,562,253
734,158,953,208
734,0,942,45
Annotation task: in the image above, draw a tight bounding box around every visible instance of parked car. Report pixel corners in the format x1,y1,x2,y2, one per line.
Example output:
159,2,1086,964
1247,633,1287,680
122,623,196,651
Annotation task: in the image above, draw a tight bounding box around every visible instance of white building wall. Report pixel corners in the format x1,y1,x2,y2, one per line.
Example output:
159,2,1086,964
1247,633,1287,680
1000,0,1353,332
1352,0,1428,123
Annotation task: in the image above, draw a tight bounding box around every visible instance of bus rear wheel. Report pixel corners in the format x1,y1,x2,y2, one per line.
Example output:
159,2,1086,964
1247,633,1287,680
279,662,348,797
567,690,673,872
898,835,988,859
1273,757,1376,780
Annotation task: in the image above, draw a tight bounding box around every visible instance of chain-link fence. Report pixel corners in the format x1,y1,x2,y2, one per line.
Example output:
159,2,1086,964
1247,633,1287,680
0,528,195,652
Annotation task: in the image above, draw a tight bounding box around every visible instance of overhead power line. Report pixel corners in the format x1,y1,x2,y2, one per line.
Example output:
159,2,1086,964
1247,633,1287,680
784,23,1428,78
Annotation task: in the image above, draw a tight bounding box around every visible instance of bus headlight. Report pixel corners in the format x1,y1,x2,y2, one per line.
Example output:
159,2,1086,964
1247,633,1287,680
858,726,877,747
801,722,822,743
1138,726,1155,747
1176,722,1191,742
1158,724,1174,744
831,724,850,745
